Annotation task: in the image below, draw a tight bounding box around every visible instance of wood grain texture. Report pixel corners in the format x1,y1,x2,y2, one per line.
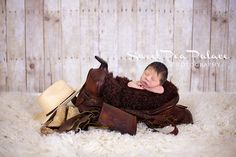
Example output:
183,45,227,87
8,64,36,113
0,0,7,91
99,0,118,75
61,0,80,89
227,0,236,92
25,0,44,92
6,0,26,91
172,0,193,92
44,0,62,89
117,0,138,80
210,0,229,92
0,0,235,93
156,0,174,82
191,0,211,92
136,0,156,80
79,0,99,84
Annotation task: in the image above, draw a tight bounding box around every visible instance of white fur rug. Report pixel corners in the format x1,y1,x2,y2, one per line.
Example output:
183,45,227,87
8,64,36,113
0,92,236,157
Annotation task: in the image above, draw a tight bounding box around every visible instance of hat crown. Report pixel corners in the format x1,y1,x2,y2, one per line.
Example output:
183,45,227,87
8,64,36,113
37,80,74,114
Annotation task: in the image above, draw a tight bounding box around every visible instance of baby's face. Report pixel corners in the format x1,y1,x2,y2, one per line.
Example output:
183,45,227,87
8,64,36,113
140,67,161,89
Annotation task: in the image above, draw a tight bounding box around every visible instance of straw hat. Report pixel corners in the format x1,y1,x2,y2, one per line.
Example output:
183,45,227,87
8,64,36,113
33,80,80,124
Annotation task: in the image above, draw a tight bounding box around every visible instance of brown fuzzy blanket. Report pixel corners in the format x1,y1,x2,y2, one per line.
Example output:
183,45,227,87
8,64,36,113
101,73,179,110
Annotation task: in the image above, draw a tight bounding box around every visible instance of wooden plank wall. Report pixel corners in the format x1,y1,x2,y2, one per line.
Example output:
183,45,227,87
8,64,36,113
0,0,235,93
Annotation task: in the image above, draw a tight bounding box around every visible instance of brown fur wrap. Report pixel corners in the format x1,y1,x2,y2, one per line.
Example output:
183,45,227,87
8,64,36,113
101,73,179,110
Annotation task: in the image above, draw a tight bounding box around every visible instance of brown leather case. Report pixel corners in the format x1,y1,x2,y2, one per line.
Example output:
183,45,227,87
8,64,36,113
98,103,137,135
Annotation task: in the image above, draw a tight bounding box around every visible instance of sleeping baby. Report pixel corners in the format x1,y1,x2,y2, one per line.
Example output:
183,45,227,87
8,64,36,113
127,62,168,94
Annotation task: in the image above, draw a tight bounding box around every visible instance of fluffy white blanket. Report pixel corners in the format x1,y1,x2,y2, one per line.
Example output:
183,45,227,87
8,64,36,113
0,92,235,157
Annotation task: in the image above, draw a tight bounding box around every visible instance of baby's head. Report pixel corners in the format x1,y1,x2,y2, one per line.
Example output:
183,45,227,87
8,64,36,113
140,62,168,88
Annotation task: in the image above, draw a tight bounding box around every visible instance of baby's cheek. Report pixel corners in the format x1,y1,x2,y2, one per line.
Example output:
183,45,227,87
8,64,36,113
151,81,160,87
140,77,144,82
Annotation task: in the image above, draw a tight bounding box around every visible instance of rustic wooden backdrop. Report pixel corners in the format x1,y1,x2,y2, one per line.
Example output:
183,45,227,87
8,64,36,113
0,0,235,93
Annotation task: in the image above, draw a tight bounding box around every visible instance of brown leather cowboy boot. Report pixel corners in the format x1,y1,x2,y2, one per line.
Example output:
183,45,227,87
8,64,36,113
73,56,108,112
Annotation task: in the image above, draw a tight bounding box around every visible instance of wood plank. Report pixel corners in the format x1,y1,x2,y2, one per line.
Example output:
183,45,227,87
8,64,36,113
61,0,80,89
79,0,99,84
0,0,7,91
156,0,174,82
117,0,137,80
227,0,236,92
191,0,211,92
99,0,118,75
210,0,229,92
6,0,26,91
1,0,235,93
172,0,193,92
135,0,156,81
25,0,44,92
44,0,63,88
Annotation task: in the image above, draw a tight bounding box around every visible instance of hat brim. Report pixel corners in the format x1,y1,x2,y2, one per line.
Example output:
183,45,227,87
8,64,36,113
33,110,57,124
33,89,81,124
